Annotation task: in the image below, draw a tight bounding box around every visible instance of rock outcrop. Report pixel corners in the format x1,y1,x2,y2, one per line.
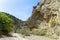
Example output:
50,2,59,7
28,0,60,38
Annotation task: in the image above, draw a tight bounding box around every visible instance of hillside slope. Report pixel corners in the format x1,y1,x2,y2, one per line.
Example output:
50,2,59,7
0,12,27,33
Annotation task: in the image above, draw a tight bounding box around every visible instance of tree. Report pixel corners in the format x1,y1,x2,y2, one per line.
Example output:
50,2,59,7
0,12,13,34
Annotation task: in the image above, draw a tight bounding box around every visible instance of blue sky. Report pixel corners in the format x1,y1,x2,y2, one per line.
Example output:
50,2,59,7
0,0,41,21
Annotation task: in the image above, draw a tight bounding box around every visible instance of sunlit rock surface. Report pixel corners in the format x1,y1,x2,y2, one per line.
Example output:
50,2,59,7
28,0,60,38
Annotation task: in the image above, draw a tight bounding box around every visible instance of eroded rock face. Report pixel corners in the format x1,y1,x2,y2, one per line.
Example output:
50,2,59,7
30,0,60,22
28,0,60,38
30,0,60,27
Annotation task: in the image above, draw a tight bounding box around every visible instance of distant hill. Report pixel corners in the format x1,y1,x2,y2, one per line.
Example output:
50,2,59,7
5,13,22,32
0,12,27,33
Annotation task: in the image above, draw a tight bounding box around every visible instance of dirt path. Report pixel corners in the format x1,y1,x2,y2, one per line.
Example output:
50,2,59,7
25,35,55,40
0,33,56,40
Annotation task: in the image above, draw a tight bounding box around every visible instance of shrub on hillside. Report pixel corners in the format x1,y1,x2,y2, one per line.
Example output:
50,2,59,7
0,12,14,35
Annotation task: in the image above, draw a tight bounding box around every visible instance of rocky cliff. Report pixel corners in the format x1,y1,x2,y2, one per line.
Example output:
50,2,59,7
27,0,60,38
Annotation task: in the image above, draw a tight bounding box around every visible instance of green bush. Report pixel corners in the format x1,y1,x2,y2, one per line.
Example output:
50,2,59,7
0,12,13,34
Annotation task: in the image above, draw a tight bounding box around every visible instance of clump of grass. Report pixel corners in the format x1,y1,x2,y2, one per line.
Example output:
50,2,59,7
49,17,57,27
18,27,31,36
31,29,46,36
